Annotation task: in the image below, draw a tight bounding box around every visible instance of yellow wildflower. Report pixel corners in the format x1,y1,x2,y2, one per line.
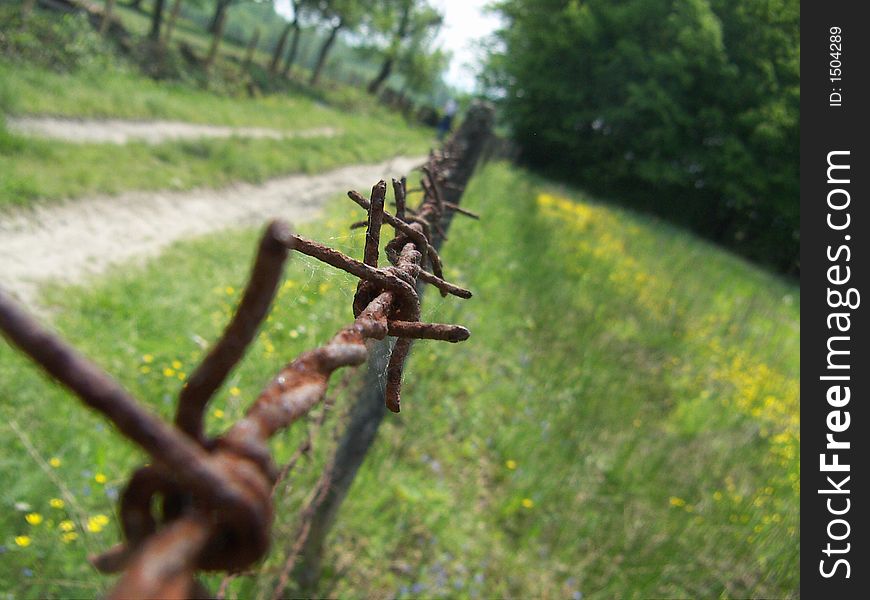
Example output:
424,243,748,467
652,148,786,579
142,354,154,363
171,360,182,370
214,409,225,419
95,473,107,484
59,520,75,532
49,457,61,468
669,496,686,507
289,330,299,339
25,513,43,526
14,536,31,547
163,367,175,377
49,498,65,509
225,286,235,295
229,387,241,397
62,532,78,543
505,460,517,470
139,366,151,374
87,514,109,533
521,498,535,509
178,372,186,381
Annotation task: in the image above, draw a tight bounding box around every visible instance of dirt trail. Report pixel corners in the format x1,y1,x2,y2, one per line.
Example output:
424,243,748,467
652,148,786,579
0,155,424,306
6,116,340,145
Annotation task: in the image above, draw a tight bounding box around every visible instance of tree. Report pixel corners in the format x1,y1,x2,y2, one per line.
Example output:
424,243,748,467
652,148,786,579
395,39,449,98
201,1,269,72
149,0,167,40
204,0,229,70
269,0,308,75
100,0,118,35
208,0,235,34
484,0,799,272
306,0,369,86
280,0,305,75
160,0,185,47
366,0,443,95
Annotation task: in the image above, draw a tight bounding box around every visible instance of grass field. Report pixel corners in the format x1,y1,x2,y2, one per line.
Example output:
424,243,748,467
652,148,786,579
0,6,433,209
0,162,799,598
0,60,432,208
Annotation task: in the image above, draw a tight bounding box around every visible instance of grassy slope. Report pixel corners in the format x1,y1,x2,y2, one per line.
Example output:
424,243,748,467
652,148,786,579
0,6,433,209
0,61,432,208
0,163,799,598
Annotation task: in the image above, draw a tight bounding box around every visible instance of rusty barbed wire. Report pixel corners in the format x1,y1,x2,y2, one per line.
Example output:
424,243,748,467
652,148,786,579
0,147,480,599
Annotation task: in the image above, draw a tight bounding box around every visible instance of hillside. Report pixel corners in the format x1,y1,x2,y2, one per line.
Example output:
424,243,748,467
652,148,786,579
0,163,799,598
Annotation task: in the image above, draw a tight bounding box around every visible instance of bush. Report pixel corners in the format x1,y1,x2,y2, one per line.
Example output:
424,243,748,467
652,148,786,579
485,0,799,274
0,6,116,71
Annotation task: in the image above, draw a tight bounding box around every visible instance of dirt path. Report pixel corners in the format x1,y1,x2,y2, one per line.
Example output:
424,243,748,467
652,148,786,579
0,155,424,306
6,116,340,145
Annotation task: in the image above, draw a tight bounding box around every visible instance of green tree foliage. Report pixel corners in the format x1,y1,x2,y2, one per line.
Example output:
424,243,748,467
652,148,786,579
306,0,371,84
395,39,450,98
365,0,443,94
485,0,799,272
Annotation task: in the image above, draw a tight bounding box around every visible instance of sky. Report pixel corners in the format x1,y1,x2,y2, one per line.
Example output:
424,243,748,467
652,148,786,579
433,0,503,91
274,0,502,92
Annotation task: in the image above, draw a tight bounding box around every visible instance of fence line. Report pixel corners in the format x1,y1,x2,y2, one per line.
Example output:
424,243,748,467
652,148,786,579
291,102,495,591
0,103,494,599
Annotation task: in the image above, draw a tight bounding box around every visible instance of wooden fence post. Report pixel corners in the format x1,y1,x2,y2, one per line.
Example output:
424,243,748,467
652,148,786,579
292,102,496,590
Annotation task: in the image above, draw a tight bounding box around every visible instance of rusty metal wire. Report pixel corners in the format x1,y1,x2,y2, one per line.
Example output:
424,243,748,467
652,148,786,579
0,149,478,599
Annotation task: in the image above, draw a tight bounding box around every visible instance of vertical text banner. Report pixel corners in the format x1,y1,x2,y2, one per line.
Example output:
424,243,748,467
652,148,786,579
801,1,869,597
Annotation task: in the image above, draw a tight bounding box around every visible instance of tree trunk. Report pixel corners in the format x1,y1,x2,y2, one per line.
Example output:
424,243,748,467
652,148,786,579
282,20,301,77
368,1,411,94
204,6,228,71
160,0,184,48
367,56,395,94
309,21,342,86
100,0,117,35
148,0,166,41
244,27,260,69
208,0,230,35
269,22,292,74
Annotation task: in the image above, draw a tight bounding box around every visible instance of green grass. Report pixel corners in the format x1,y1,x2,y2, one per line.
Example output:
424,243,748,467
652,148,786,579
0,120,431,208
1,57,341,124
0,5,433,209
0,163,799,598
0,60,433,209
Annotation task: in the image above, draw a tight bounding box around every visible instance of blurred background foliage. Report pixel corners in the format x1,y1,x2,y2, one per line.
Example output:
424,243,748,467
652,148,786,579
482,0,799,273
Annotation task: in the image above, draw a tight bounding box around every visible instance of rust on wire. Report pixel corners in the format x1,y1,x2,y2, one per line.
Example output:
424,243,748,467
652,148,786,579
0,147,478,598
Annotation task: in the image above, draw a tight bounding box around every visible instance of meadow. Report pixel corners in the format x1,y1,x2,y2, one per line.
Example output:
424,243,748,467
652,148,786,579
0,162,800,598
0,5,433,209
0,61,432,209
